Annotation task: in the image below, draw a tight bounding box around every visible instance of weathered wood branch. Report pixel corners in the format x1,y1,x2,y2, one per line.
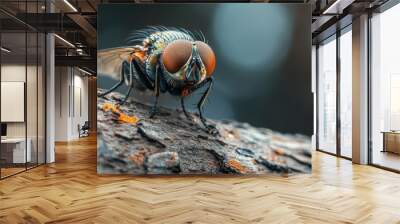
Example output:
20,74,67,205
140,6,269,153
97,90,311,175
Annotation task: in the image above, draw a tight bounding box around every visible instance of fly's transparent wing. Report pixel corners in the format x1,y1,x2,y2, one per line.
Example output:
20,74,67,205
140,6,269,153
97,47,137,80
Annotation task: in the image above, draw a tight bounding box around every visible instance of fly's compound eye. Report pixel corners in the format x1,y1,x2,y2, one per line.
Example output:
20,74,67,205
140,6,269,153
195,41,216,76
162,40,192,73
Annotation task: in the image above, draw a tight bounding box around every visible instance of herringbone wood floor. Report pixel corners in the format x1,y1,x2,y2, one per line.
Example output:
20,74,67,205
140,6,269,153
1,136,400,224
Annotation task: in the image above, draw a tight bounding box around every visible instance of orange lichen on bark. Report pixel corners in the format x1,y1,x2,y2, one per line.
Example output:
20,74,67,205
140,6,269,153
271,136,283,141
119,113,139,124
130,151,146,166
102,103,139,124
227,159,247,173
273,148,285,156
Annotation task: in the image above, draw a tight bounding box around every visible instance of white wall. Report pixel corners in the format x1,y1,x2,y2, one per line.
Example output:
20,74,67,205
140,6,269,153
55,66,69,141
72,73,89,137
54,67,89,141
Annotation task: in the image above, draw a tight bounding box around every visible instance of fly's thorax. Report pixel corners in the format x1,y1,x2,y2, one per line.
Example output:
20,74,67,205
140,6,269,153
147,31,193,52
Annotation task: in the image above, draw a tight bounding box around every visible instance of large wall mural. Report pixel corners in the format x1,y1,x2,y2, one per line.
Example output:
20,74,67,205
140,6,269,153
97,3,312,175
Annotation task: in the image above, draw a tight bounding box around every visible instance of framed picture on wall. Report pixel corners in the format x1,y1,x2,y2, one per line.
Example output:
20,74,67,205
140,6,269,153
1,81,25,122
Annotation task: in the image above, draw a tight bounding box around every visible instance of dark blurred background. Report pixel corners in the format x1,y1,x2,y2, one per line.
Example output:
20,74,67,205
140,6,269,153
98,3,312,136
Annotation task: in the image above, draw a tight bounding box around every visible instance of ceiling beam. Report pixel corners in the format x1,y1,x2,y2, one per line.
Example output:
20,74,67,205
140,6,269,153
55,55,96,72
311,15,334,33
67,13,97,46
322,0,356,14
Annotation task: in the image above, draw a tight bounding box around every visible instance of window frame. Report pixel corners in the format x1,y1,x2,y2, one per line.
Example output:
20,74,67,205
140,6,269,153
315,24,353,160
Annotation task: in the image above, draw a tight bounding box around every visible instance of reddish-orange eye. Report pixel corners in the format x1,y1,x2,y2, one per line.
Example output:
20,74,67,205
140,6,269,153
162,40,192,73
195,41,216,76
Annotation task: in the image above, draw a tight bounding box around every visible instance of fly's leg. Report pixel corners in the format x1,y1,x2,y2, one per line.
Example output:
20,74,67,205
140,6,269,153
118,60,136,105
132,57,154,90
196,77,218,135
180,77,211,120
98,60,129,97
119,80,134,105
180,97,192,121
149,65,161,118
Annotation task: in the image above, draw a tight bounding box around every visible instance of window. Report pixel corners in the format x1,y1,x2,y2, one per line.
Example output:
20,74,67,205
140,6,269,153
339,28,352,158
370,3,400,171
317,36,337,154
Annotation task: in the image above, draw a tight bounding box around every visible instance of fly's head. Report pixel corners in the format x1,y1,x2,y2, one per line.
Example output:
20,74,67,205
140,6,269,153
161,40,216,86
